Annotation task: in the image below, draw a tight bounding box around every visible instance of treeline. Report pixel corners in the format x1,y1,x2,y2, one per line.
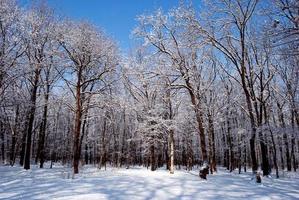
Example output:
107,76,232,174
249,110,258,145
0,0,298,179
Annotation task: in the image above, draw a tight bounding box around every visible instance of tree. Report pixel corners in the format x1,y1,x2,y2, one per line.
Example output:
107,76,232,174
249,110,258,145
20,4,55,170
134,7,210,170
57,21,118,174
187,0,265,175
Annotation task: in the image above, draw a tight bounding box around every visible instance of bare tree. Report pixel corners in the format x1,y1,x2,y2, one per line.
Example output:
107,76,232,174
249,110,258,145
57,21,118,174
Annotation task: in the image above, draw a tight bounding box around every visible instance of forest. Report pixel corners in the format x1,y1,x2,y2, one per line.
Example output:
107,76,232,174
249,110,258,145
0,1,298,194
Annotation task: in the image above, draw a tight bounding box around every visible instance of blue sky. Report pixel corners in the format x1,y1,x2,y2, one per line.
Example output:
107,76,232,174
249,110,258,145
21,0,180,51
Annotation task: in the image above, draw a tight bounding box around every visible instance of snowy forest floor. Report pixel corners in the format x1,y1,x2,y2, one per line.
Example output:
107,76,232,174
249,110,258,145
0,164,299,200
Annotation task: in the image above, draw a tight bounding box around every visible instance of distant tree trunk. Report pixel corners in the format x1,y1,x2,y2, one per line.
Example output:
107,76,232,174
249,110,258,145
291,136,296,171
112,126,118,167
19,130,26,166
50,109,59,169
285,133,292,171
150,144,156,171
208,113,216,173
291,111,297,172
0,122,5,163
165,84,175,174
119,108,126,167
221,126,229,169
10,120,17,166
226,110,234,172
10,133,17,166
165,143,170,170
36,82,50,168
264,102,278,177
85,143,89,165
99,117,107,169
79,112,88,163
169,130,174,174
270,128,279,178
24,67,41,170
244,144,247,172
279,138,284,170
238,142,242,174
277,103,291,171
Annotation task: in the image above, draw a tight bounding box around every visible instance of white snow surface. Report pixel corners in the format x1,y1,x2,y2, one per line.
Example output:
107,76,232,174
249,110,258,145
0,164,298,200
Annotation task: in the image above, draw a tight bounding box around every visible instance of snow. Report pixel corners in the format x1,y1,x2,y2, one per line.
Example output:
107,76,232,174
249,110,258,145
0,164,298,200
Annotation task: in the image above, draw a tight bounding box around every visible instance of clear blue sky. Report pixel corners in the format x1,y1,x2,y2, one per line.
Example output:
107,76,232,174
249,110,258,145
20,0,181,52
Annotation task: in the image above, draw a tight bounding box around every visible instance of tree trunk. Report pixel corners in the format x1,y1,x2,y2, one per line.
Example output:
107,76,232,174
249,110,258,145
279,137,284,170
99,117,107,169
226,110,234,172
85,143,89,165
277,103,291,171
24,67,40,170
150,144,156,171
244,144,247,172
10,133,16,166
291,135,296,171
73,67,82,174
208,113,216,173
260,137,270,176
0,122,5,163
187,89,207,162
269,128,279,178
180,69,207,164
169,129,174,174
19,129,26,166
120,108,126,167
36,83,50,168
222,126,229,169
240,25,258,174
78,83,94,163
285,134,292,171
244,92,258,173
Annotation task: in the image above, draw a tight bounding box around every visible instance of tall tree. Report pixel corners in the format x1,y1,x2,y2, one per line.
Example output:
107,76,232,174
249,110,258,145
57,21,118,174
21,4,55,170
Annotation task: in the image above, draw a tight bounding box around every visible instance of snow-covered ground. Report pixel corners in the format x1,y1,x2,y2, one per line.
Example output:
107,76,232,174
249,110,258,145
0,164,298,200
